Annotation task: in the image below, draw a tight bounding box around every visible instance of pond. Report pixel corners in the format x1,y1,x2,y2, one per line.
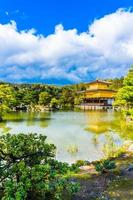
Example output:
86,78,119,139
0,111,133,163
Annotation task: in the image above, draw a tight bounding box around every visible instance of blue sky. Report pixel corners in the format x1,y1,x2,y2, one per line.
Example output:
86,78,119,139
0,0,133,84
1,0,133,35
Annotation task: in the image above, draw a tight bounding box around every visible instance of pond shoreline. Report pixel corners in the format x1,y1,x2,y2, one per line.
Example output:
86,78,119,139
71,143,133,200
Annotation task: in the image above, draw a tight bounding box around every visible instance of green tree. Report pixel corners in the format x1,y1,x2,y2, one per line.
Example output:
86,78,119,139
0,133,79,200
114,66,133,108
39,92,52,106
59,88,75,109
124,66,133,86
108,77,124,90
0,84,15,120
74,96,83,105
50,98,59,109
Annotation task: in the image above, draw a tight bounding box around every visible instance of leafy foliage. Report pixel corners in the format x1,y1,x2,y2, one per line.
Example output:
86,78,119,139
0,133,79,200
95,159,116,174
114,66,133,108
11,83,84,110
39,91,52,106
0,84,15,119
0,75,128,116
108,77,124,90
50,98,59,109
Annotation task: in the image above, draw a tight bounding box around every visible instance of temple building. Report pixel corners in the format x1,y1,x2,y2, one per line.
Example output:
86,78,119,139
79,80,117,110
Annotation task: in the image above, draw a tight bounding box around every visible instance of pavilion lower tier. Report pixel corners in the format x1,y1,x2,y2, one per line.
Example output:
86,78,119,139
78,98,115,110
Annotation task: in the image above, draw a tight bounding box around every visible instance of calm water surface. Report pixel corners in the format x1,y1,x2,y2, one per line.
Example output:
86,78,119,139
0,111,133,163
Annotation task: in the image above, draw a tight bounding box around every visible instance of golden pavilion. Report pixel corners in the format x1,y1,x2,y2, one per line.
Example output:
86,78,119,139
79,80,116,110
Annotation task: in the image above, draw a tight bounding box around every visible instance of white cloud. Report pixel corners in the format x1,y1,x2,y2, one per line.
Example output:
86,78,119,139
0,8,133,83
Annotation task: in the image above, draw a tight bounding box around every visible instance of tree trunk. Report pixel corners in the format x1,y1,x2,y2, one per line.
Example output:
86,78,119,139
0,115,3,121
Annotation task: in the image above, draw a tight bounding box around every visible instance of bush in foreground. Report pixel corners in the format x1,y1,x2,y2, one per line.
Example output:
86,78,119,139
0,133,79,200
95,159,116,174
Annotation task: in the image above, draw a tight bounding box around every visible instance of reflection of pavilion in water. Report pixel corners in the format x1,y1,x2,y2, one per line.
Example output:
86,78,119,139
84,111,132,138
85,123,109,134
85,112,112,134
78,80,116,110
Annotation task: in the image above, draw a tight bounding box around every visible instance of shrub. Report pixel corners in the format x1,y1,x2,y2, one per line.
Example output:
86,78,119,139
0,133,79,200
95,159,116,174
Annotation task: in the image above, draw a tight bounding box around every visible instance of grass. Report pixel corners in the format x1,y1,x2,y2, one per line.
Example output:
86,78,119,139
107,178,133,200
66,172,92,180
67,144,78,154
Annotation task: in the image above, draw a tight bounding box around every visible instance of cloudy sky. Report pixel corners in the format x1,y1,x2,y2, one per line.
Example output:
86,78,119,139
0,0,133,84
